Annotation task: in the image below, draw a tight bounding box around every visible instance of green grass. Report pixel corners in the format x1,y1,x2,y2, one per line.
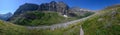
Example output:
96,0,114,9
81,8,120,35
0,20,30,35
0,20,81,35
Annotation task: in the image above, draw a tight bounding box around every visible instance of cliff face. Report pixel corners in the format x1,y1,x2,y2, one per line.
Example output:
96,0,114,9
38,1,69,14
38,1,57,11
14,1,69,15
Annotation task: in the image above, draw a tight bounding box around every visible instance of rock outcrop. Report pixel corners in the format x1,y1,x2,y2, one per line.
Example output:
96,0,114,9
68,7,94,17
38,1,69,14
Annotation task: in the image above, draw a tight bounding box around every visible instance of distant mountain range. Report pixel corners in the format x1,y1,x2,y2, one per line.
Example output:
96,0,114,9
0,12,12,20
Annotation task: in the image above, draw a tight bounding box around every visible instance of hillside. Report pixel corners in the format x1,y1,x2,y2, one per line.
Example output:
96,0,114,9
0,20,80,35
0,20,28,35
81,8,120,35
105,4,120,9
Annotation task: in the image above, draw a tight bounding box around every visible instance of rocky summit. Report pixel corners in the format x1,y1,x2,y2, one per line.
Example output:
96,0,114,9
13,1,69,16
38,1,69,14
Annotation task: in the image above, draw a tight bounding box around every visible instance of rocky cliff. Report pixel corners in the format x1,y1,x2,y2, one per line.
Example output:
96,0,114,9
38,1,69,14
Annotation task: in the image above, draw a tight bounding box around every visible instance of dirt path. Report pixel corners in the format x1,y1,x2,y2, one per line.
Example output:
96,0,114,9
80,26,84,35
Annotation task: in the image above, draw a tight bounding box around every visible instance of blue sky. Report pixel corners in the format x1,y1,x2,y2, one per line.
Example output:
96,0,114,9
0,0,120,14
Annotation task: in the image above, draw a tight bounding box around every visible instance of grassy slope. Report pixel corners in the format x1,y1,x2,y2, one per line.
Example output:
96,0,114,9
81,8,120,35
0,20,29,35
0,20,81,35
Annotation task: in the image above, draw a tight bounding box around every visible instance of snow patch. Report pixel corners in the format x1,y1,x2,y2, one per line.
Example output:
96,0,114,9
63,15,68,17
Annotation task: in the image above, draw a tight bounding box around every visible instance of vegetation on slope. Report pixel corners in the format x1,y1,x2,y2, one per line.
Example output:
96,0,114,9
81,8,120,35
0,20,29,35
0,20,81,35
14,11,71,26
105,4,120,9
